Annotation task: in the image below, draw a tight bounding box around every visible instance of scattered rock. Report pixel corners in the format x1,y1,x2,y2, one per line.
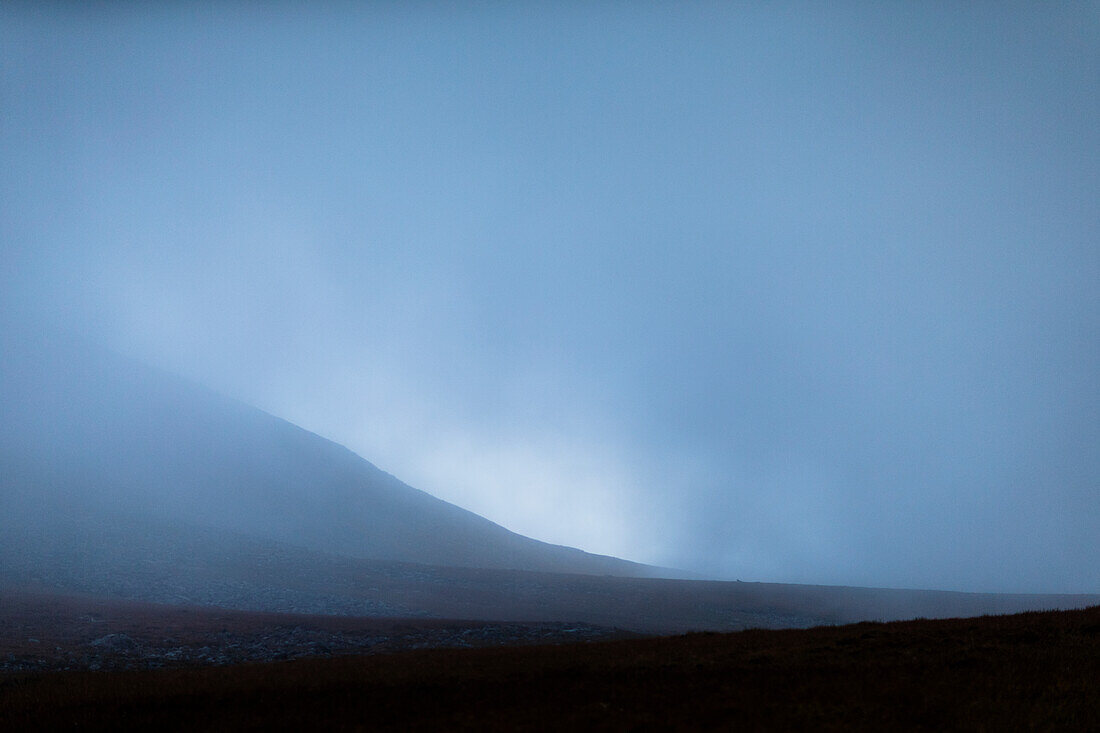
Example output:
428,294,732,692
89,633,138,651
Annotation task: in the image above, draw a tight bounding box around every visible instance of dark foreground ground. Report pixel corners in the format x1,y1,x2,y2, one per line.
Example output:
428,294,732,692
2,604,1098,731
0,589,635,673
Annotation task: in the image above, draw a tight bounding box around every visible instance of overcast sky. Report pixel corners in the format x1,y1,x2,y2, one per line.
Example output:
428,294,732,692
2,3,1097,592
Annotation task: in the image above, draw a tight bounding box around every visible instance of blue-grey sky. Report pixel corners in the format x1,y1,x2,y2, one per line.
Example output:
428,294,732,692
2,3,1097,592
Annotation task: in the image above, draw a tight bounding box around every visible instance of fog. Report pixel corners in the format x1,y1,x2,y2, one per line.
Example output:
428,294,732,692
2,3,1097,592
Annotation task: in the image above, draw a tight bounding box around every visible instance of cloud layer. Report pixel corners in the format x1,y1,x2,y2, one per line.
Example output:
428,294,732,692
2,3,1097,591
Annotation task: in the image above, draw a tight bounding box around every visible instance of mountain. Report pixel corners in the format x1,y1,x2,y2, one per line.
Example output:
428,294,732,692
0,327,667,578
5,327,1096,634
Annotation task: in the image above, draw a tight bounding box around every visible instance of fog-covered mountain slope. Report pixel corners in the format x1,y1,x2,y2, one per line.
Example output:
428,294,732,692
0,328,667,578
5,329,1097,632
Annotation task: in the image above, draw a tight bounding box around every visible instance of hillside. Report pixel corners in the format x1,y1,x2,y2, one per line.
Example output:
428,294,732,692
0,328,663,577
2,517,1096,634
3,329,1096,634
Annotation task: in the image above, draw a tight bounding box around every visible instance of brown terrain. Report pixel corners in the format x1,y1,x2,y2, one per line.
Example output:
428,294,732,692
1,595,1097,731
0,589,636,673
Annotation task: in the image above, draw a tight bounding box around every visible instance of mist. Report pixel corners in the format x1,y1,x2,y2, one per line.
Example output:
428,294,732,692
2,3,1097,593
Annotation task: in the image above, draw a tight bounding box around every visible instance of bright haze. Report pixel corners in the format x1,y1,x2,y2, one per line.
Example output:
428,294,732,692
2,3,1096,593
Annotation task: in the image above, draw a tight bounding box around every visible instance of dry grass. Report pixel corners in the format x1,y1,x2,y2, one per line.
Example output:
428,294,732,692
2,604,1097,731
0,588,634,671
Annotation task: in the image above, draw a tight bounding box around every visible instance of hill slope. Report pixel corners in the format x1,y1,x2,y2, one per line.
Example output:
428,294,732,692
5,329,1095,633
3,513,1096,634
0,328,662,577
